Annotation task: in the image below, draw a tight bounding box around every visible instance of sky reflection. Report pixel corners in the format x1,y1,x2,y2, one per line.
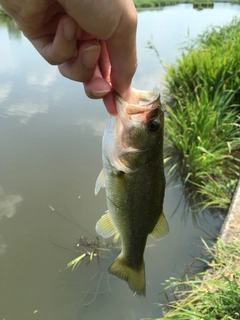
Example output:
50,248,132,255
0,186,23,220
0,83,11,103
0,236,7,256
75,117,106,137
0,185,22,256
26,67,57,89
5,101,49,124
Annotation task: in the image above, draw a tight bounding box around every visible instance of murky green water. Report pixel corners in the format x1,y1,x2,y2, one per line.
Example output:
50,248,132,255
0,4,239,319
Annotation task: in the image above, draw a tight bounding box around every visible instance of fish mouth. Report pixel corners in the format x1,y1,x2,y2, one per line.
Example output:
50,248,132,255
115,89,160,120
109,89,162,172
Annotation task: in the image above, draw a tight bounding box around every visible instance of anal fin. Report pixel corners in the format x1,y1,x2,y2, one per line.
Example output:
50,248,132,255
151,212,169,240
95,210,117,238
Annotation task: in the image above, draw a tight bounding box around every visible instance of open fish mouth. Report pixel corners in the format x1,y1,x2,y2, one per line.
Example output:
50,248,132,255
115,89,160,119
109,89,163,172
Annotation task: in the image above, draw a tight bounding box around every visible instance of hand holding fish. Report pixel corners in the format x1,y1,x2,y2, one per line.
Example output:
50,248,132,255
0,0,138,114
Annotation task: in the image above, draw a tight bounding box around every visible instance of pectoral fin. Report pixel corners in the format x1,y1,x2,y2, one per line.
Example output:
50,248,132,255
94,169,105,195
151,212,169,240
95,210,118,238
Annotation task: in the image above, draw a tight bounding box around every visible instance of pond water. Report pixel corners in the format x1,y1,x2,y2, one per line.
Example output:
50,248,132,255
0,3,239,320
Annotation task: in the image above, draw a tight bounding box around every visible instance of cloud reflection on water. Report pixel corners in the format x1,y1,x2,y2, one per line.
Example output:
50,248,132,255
0,187,23,256
75,118,106,137
0,236,7,256
6,101,49,124
0,186,23,220
0,83,11,103
26,67,57,89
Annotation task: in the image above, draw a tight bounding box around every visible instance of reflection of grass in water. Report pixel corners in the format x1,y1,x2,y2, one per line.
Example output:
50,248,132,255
50,202,122,306
67,233,121,272
65,233,121,306
49,204,118,306
49,204,154,306
66,233,156,306
145,239,240,319
79,271,106,307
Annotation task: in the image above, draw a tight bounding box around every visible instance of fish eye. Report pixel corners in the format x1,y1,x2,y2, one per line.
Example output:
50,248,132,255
147,119,160,133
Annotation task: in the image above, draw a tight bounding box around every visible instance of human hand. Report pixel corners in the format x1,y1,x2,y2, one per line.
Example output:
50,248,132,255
0,0,138,114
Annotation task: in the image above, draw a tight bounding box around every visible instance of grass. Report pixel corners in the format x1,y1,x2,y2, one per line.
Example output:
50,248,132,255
213,0,240,2
133,0,212,8
66,232,121,271
142,239,240,319
133,0,240,8
163,17,240,210
193,1,214,8
134,0,183,8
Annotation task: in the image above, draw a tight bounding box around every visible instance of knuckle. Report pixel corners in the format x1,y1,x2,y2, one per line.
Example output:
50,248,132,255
44,46,76,66
58,64,93,83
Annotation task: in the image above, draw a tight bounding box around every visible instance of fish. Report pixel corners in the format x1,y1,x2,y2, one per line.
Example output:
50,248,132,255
94,88,169,296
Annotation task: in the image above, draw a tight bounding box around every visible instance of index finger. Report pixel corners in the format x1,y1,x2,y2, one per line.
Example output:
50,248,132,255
105,2,138,100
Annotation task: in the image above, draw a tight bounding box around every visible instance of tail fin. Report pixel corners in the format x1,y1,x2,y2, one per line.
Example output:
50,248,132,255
108,255,146,296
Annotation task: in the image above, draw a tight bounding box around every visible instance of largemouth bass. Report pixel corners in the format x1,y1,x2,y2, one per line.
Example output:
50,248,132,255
95,89,169,296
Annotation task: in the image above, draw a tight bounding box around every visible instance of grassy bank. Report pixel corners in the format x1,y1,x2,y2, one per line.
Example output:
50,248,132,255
147,239,240,319
134,0,190,7
133,0,240,7
163,17,240,210
134,0,204,8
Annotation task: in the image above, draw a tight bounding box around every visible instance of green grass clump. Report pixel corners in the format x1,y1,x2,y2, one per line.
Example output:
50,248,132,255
134,0,187,8
145,239,240,319
133,0,213,7
164,17,240,210
193,1,214,8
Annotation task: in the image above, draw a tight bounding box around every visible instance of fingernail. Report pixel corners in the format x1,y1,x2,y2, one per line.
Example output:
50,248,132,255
63,18,77,40
82,46,100,68
92,89,111,97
